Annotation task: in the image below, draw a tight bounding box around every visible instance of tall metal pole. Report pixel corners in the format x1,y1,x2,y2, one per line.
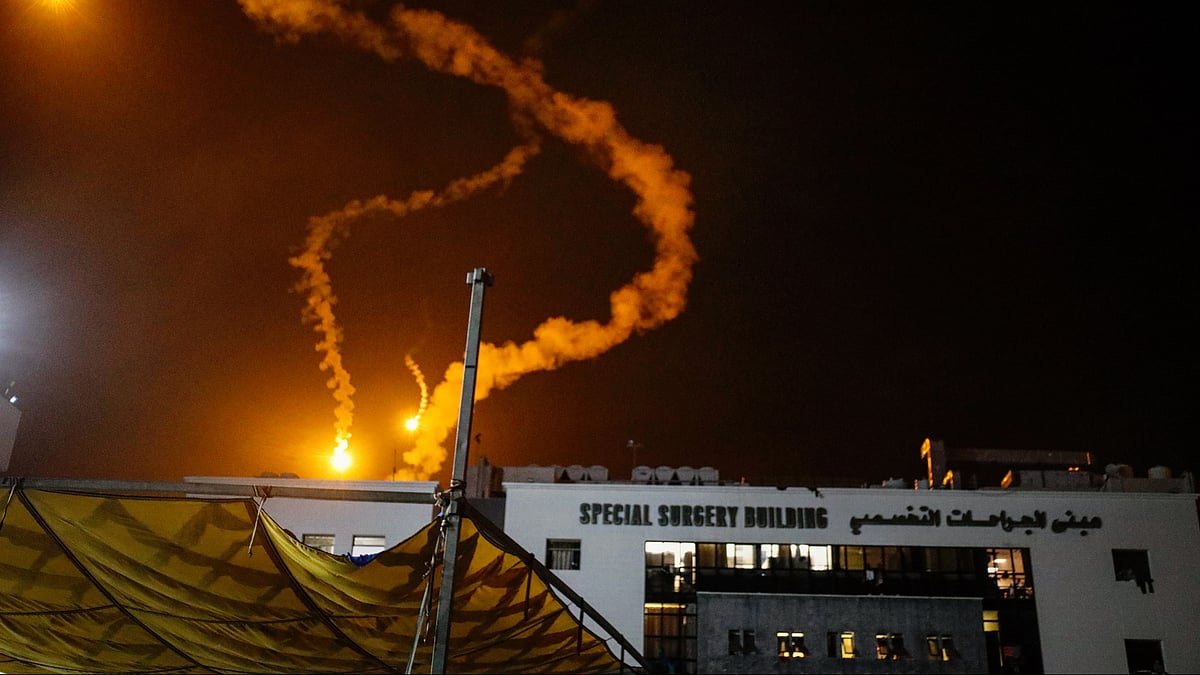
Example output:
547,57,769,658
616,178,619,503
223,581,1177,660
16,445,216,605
430,267,492,674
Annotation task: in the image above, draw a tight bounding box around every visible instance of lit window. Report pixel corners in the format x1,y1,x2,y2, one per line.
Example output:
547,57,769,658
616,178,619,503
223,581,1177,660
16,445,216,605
776,631,807,659
827,631,856,659
875,634,891,660
983,610,1000,633
645,541,696,569
758,544,834,570
302,534,335,553
926,634,959,661
808,544,832,570
1113,549,1154,593
787,543,832,570
986,547,1033,599
351,535,386,556
760,544,779,568
546,539,581,570
725,544,756,569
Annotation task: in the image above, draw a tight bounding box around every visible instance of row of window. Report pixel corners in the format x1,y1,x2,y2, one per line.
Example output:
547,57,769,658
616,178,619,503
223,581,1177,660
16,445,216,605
640,541,1034,601
554,538,1154,595
727,628,959,661
301,533,387,556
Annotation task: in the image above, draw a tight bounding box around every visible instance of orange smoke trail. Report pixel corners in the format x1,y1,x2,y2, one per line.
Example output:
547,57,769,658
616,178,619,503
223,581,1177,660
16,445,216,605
404,353,428,428
244,0,697,479
287,138,538,466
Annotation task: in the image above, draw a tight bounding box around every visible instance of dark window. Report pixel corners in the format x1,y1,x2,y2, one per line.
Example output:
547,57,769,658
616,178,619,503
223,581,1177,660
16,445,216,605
742,629,758,654
1124,639,1165,673
890,633,909,659
1113,549,1154,593
728,629,742,655
883,546,905,571
545,539,581,570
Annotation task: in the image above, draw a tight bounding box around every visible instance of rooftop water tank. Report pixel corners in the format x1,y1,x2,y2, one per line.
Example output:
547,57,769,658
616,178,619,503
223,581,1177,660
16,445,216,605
1148,465,1173,479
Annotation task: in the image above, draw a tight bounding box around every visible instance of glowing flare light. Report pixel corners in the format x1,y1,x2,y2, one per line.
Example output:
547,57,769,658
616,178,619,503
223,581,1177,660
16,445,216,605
330,436,351,472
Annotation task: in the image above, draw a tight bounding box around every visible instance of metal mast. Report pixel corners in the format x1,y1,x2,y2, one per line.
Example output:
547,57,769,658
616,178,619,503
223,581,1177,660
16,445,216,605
429,267,492,674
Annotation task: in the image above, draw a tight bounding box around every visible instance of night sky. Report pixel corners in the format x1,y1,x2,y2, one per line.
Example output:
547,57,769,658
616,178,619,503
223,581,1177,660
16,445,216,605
1,1,1195,488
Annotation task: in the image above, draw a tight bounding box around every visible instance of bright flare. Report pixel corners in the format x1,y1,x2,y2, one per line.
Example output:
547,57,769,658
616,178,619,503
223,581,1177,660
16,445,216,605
404,416,420,432
330,435,351,472
331,450,351,472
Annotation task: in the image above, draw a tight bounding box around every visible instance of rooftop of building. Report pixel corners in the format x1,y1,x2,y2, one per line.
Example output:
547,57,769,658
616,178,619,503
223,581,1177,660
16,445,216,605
464,438,1195,497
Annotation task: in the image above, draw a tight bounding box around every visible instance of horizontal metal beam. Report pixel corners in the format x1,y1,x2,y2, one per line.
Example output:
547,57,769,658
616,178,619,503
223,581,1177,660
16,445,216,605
1,477,436,504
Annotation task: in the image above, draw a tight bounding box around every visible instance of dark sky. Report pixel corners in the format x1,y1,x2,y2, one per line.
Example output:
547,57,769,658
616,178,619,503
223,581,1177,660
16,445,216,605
1,1,1195,487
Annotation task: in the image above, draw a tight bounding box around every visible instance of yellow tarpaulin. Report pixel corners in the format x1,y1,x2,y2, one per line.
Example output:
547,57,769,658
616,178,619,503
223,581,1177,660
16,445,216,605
0,487,638,673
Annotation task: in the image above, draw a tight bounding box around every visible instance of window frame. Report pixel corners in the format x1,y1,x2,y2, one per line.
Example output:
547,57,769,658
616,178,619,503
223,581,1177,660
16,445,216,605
350,534,386,557
776,631,807,659
875,632,908,660
741,629,759,654
925,634,959,661
827,630,856,659
1112,549,1154,593
546,538,582,570
301,533,335,553
1124,638,1165,674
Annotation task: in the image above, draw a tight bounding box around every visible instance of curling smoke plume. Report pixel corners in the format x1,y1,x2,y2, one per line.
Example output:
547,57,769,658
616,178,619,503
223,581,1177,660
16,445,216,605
243,0,697,479
404,353,428,429
287,141,539,467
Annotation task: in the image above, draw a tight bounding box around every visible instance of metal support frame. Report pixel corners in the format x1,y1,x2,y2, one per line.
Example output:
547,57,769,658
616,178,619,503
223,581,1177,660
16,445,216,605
429,268,492,674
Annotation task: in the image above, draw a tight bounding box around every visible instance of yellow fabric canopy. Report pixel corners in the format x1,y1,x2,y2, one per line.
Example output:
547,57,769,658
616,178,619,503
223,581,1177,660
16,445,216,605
0,488,638,673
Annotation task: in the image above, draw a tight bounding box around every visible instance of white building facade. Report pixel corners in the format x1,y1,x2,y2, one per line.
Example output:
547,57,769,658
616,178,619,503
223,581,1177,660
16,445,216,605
502,479,1197,674
188,470,1198,674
